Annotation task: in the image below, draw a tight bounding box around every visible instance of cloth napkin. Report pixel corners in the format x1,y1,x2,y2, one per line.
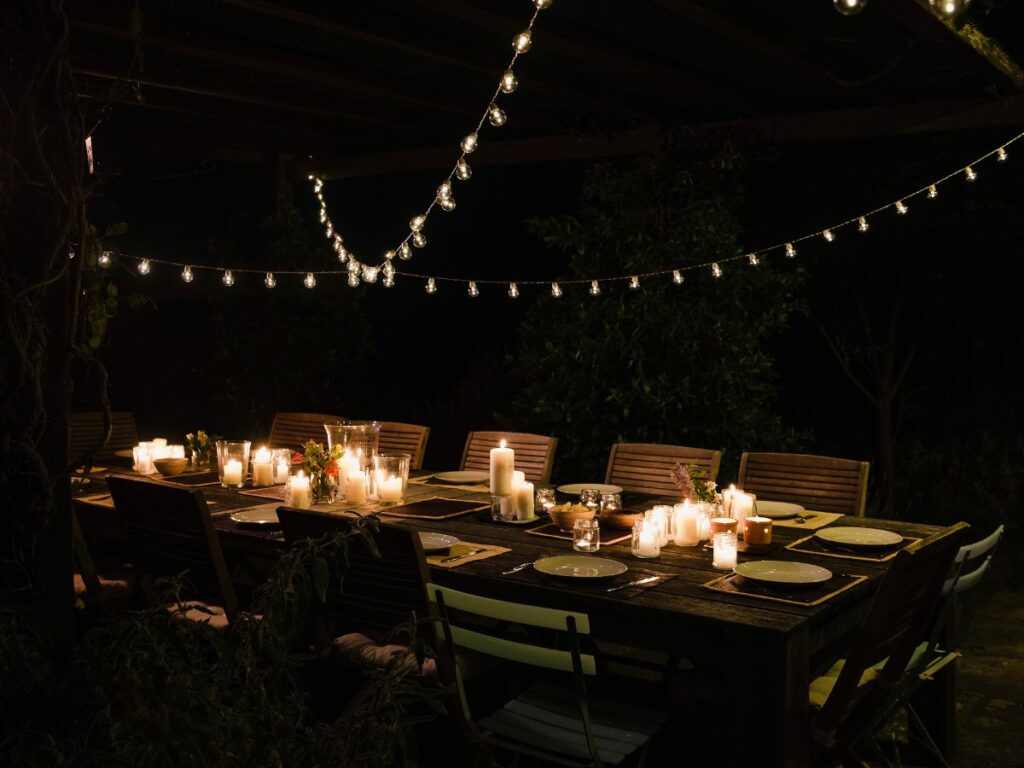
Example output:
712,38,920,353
426,542,510,568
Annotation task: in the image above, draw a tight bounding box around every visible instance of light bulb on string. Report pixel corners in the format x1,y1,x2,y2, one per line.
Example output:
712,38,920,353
347,272,360,288
437,180,452,200
438,195,456,212
412,232,427,249
468,281,479,297
137,259,151,275
97,250,113,268
500,69,518,94
318,209,327,224
589,280,601,296
487,103,507,127
383,273,395,288
747,253,759,266
534,0,553,8
264,272,276,288
181,265,194,283
347,259,360,275
927,185,939,199
222,270,235,287
383,261,395,279
336,246,348,263
965,165,977,181
711,262,723,278
508,282,519,298
325,223,333,239
551,282,562,298
512,30,532,53
997,147,1008,162
461,132,479,154
384,250,395,261
672,270,684,284
895,200,909,215
304,272,317,289
410,214,426,232
398,242,413,260
833,0,867,15
456,158,472,181
785,243,797,259
629,275,640,290
425,277,437,294
858,216,870,232
823,229,835,242
362,266,379,284
930,0,971,17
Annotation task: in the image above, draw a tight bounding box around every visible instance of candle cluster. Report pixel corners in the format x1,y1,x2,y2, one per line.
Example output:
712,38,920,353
132,438,185,474
488,440,534,521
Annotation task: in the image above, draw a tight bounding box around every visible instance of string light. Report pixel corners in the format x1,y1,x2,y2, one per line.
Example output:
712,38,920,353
97,250,112,268
551,282,562,298
304,272,317,289
895,200,909,215
264,272,276,288
589,280,601,296
508,282,519,298
383,273,395,288
928,185,939,199
823,229,835,242
335,243,348,262
930,0,971,18
512,30,532,53
461,132,479,154
362,265,379,284
747,253,759,266
425,277,437,294
468,281,479,297
181,265,194,283
438,195,456,212
534,0,553,9
833,0,867,15
348,272,360,287
629,275,640,289
398,242,413,260
858,216,870,232
384,250,395,261
997,147,1008,162
672,270,684,284
500,69,518,94
711,263,723,278
222,270,235,287
456,158,472,181
137,259,151,275
409,215,426,232
437,180,452,201
487,103,507,127
383,261,396,279
412,232,427,249
785,242,797,258
965,165,977,181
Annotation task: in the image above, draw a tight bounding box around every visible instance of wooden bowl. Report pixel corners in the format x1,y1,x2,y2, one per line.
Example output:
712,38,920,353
547,503,595,532
599,508,644,530
154,457,189,477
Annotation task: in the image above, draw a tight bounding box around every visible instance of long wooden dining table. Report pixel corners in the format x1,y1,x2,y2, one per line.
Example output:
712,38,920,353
73,467,956,767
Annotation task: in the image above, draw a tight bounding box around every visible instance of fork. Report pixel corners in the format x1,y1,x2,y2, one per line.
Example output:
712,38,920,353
501,555,548,575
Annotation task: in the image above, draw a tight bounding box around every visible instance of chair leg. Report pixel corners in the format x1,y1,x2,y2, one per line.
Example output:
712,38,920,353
905,702,952,768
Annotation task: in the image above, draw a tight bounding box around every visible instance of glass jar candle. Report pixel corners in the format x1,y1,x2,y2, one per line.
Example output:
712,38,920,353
373,452,410,505
631,518,661,559
272,448,292,484
250,445,274,487
573,518,600,553
712,531,738,570
535,486,557,514
579,488,602,516
216,440,251,488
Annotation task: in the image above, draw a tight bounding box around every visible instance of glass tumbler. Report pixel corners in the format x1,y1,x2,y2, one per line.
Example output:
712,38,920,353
579,488,602,516
573,518,600,553
535,486,557,514
216,440,251,488
373,452,410,505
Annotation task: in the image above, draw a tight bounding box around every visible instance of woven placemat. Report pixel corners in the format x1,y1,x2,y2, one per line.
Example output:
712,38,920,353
770,511,843,530
409,475,490,493
380,497,490,520
703,572,868,607
525,522,632,546
785,534,920,563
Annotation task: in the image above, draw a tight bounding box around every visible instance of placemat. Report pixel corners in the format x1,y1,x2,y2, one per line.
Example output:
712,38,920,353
703,572,868,607
785,534,920,563
380,497,490,520
770,511,843,530
76,492,114,508
426,542,510,568
409,475,490,493
162,471,221,487
525,522,632,546
240,485,288,501
524,565,675,599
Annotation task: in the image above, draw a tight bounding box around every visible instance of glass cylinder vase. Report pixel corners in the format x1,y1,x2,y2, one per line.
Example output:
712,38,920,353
372,452,410,505
216,440,251,488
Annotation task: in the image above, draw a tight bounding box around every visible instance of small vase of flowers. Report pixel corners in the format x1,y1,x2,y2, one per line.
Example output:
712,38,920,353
185,430,213,471
293,440,342,504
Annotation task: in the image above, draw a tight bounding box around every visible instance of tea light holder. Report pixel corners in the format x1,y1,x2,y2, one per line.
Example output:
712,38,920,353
372,452,410,505
744,516,773,547
216,440,251,488
709,517,738,542
573,518,600,552
490,495,515,522
579,488,602,516
535,486,557,513
631,518,661,559
272,448,292,484
133,442,155,475
712,531,738,570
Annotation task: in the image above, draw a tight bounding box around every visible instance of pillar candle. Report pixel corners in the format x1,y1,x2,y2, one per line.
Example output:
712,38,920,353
378,474,403,503
515,481,535,520
633,521,660,558
673,501,700,546
289,471,311,509
151,438,168,449
489,440,515,496
721,484,738,516
274,459,289,484
338,450,360,479
732,492,755,539
744,516,773,547
223,459,243,486
346,470,367,505
712,532,738,570
252,447,273,486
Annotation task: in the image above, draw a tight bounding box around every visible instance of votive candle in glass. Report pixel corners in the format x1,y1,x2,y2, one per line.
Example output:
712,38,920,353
651,504,673,545
712,531,738,570
346,469,368,505
251,446,273,487
272,448,291,484
673,501,700,546
631,518,660,559
573,518,600,552
133,442,155,475
535,486,556,513
372,452,410,505
216,440,250,488
288,471,311,509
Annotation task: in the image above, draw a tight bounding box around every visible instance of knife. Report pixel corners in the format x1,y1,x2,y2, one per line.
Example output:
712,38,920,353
441,548,486,564
604,575,660,593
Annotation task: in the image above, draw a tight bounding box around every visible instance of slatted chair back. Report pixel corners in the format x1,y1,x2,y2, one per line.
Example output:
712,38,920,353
269,412,345,452
427,583,665,767
277,509,432,638
106,474,239,620
378,421,430,469
69,411,138,462
462,431,557,485
604,443,722,496
738,451,871,516
815,522,970,744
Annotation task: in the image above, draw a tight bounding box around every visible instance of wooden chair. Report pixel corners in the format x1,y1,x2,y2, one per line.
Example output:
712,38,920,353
809,521,970,765
106,474,239,628
737,452,870,516
268,411,345,451
461,431,557,485
277,508,437,672
428,583,669,767
604,443,722,496
377,421,430,470
68,410,138,463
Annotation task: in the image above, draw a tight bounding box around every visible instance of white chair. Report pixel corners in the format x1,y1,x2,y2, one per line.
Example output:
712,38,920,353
427,583,668,767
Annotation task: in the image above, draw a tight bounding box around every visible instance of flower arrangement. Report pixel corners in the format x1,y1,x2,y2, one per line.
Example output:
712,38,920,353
185,429,214,469
293,440,342,503
671,462,720,505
